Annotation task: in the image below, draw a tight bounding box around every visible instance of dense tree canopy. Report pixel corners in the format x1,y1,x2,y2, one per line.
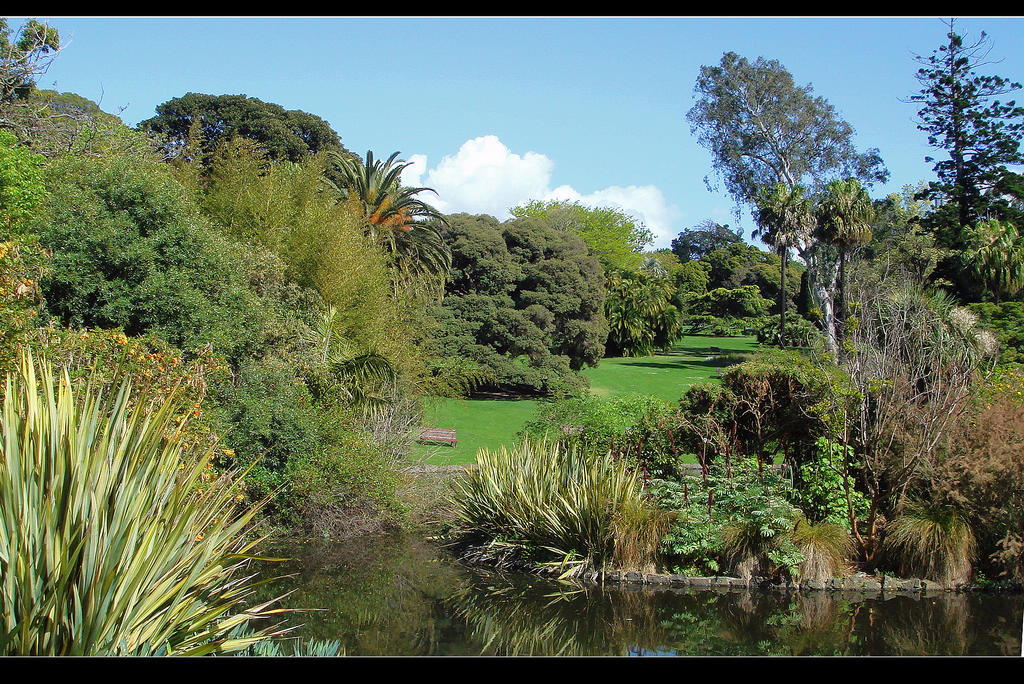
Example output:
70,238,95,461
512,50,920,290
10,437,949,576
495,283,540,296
34,153,305,366
670,220,743,262
139,92,353,165
428,213,608,395
510,200,652,271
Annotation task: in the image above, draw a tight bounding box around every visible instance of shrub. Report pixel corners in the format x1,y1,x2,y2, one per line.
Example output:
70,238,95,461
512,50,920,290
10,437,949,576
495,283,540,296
882,501,976,587
968,301,1024,365
35,154,279,367
209,360,326,503
791,516,855,582
285,422,404,539
755,311,821,347
793,437,869,532
0,350,280,655
450,438,670,575
928,386,1024,582
652,460,804,580
522,393,684,477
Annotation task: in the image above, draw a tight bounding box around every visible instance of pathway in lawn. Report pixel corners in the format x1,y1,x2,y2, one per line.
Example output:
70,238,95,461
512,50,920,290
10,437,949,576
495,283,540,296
412,336,760,465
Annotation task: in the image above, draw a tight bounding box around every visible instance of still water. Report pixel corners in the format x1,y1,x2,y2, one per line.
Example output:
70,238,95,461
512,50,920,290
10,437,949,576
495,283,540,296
249,533,1024,656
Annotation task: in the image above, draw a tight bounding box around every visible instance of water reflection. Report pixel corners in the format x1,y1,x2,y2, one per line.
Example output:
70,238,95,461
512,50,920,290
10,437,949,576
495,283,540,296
250,534,1023,656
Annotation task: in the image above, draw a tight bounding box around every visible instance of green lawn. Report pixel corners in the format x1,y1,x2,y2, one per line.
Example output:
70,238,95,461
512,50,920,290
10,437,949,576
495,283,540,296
412,335,761,465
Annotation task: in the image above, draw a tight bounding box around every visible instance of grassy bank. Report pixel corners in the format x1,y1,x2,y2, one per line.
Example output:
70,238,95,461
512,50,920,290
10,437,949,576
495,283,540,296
412,336,760,465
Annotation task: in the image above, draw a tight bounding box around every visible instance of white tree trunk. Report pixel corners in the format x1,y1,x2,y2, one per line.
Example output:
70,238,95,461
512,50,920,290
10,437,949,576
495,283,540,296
800,242,840,357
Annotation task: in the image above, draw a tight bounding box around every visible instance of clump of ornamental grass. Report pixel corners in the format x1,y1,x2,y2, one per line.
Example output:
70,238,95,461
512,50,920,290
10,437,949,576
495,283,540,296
0,350,285,656
791,516,855,582
882,500,976,587
449,437,665,576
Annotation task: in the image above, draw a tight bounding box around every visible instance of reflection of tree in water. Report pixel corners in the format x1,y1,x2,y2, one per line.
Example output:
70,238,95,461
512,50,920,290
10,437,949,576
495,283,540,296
248,534,471,655
250,536,1024,655
449,576,672,656
866,594,1022,656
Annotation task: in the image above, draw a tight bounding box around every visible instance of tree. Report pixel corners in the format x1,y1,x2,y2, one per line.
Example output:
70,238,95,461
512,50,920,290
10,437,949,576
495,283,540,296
814,178,875,349
139,93,351,165
0,18,60,108
960,218,1024,302
687,51,888,208
687,51,887,355
429,213,607,396
329,149,451,299
604,268,682,357
753,183,815,348
0,130,46,235
670,219,743,262
910,19,1024,243
509,199,652,271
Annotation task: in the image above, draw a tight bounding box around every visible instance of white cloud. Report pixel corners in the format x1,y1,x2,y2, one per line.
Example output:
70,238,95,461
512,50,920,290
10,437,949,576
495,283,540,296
400,135,680,249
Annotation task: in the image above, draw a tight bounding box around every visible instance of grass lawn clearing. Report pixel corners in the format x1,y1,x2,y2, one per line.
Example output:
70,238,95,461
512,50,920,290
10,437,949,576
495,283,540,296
412,335,760,465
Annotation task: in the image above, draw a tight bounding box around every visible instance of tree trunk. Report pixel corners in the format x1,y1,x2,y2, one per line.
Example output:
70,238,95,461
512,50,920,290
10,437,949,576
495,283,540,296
778,246,788,348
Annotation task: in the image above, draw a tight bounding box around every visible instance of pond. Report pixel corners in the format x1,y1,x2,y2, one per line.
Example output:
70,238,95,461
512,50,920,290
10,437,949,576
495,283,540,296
248,533,1024,656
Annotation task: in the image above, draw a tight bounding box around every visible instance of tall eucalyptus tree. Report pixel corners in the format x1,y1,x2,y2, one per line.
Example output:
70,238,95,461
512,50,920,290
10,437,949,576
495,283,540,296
688,51,887,355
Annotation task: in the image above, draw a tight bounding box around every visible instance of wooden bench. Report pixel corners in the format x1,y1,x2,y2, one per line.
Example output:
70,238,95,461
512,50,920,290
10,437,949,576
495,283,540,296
418,427,457,447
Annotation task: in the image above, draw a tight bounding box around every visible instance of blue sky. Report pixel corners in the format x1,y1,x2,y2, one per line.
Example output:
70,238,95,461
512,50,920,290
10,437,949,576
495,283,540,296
17,16,1024,249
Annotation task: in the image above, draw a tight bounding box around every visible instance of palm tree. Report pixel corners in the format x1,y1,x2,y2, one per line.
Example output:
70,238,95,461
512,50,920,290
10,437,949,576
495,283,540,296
753,183,815,348
961,218,1024,303
329,150,452,298
605,269,682,357
814,178,874,352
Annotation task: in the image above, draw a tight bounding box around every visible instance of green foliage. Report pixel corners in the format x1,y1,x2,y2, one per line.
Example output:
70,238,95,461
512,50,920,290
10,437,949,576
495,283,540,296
670,219,743,262
329,149,451,296
648,478,722,576
674,349,857,472
605,268,683,356
792,437,868,531
139,92,351,165
688,285,771,320
697,242,803,318
910,20,1024,240
652,460,804,579
0,350,281,655
882,501,976,587
34,153,292,367
755,312,820,347
450,437,670,575
0,131,46,235
431,213,607,396
687,50,887,209
0,18,60,104
284,419,404,538
419,357,496,398
522,393,676,468
510,199,652,271
200,139,415,383
210,360,325,503
209,359,404,534
965,302,1024,364
960,219,1024,302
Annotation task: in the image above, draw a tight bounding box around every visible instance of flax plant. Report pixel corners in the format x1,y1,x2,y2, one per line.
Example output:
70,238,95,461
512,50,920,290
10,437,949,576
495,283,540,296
450,438,667,575
0,350,284,655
